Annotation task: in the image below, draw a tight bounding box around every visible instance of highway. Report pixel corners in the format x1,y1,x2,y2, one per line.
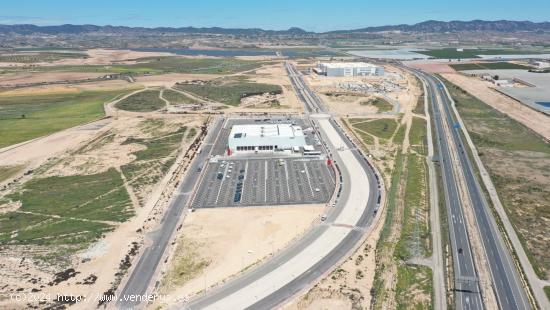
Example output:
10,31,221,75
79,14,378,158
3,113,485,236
183,63,382,309
414,69,531,310
116,118,224,309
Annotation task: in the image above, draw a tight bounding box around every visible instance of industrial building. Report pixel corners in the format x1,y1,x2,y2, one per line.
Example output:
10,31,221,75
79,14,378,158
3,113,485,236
228,124,308,153
314,62,384,77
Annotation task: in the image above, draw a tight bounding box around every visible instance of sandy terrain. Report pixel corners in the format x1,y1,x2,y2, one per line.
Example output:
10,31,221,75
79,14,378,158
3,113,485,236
0,80,136,96
152,205,325,307
407,61,456,74
134,73,221,88
441,73,550,139
0,71,114,86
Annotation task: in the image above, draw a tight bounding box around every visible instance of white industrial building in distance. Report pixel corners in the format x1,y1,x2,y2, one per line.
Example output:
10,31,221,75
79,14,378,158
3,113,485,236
228,124,308,153
314,62,384,77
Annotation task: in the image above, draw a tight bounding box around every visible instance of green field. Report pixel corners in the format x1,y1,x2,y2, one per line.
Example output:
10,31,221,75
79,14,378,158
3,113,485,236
450,62,531,71
0,168,131,246
360,97,393,112
351,119,398,140
175,80,282,106
0,89,132,148
443,77,550,279
409,117,428,150
115,89,165,112
418,48,545,59
0,52,88,63
394,153,431,260
0,57,266,75
395,264,433,310
162,89,200,104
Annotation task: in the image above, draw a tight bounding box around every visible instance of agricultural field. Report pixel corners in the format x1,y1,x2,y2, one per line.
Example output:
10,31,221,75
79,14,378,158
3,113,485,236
0,52,88,63
418,48,546,59
115,89,165,112
0,89,132,148
161,89,200,105
174,79,282,106
0,57,266,75
450,62,531,71
444,78,550,279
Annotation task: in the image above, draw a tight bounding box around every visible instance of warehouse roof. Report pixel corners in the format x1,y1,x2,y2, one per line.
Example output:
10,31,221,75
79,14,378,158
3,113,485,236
320,62,378,69
231,124,304,139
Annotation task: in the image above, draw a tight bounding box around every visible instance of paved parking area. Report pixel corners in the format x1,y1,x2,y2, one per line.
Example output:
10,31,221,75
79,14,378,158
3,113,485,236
191,158,335,208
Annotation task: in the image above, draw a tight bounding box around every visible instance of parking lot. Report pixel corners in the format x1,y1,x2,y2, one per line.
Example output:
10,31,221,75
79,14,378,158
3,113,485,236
191,157,335,208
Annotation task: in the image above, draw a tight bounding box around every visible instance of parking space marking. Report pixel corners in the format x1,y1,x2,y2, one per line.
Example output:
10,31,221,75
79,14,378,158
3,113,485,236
303,162,315,198
264,161,268,203
214,163,227,204
284,162,291,199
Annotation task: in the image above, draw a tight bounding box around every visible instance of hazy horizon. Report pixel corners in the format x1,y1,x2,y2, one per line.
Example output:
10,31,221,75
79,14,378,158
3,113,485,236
2,0,550,32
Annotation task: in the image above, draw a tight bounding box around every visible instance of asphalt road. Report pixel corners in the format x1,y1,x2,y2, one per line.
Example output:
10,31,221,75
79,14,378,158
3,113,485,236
183,64,381,309
417,70,530,310
116,118,224,309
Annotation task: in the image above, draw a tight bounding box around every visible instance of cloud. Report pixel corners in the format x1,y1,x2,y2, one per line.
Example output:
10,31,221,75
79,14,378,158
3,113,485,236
0,15,65,25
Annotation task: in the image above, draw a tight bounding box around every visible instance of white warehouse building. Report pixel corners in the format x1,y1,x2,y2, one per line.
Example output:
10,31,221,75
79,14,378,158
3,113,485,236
228,124,307,153
315,62,384,77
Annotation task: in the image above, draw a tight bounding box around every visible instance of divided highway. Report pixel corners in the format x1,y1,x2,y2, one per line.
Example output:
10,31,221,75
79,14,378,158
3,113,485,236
184,64,382,309
415,69,531,310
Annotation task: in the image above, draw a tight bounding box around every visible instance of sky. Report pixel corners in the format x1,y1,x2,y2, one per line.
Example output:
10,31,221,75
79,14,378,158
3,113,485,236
2,0,549,32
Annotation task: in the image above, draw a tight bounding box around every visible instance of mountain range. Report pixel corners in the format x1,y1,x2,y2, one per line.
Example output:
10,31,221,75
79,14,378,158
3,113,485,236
1,20,549,36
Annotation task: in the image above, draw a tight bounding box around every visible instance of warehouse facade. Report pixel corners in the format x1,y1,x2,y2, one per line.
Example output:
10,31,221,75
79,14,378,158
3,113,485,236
315,62,384,77
228,124,307,153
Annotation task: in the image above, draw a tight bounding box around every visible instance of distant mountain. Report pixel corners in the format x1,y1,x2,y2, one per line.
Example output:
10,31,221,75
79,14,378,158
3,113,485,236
0,20,549,36
0,24,312,36
331,20,550,34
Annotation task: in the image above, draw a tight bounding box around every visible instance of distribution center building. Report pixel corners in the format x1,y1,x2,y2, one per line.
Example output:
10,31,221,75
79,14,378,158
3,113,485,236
228,124,307,153
315,62,384,77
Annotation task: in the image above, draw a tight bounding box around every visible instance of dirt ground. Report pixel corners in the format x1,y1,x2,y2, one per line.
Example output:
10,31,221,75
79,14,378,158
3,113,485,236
441,73,550,140
226,63,304,114
0,71,114,86
151,204,325,308
407,61,456,74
